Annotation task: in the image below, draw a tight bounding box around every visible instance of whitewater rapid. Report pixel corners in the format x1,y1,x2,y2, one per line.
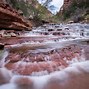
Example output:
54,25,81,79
0,60,89,89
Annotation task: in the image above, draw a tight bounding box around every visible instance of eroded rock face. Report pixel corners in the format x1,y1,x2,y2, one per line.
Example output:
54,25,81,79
0,1,32,30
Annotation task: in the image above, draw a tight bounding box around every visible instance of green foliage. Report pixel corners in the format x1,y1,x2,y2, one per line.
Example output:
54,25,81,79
7,0,60,23
37,4,50,19
63,0,89,20
50,14,60,23
8,0,28,16
63,0,77,19
8,0,50,18
17,1,28,16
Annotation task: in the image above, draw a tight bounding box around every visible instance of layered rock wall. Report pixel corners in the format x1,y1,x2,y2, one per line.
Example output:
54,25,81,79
0,0,32,30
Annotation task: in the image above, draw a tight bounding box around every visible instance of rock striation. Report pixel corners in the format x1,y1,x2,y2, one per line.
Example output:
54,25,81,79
0,1,32,30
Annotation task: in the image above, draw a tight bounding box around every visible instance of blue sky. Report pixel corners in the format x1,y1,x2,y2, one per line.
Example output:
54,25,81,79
37,0,64,14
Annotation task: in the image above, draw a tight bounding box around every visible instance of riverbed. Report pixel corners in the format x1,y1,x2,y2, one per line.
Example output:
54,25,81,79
0,23,89,89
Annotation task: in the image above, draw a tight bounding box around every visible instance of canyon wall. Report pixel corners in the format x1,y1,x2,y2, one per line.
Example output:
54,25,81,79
6,0,53,25
62,0,72,10
63,0,89,10
60,0,89,22
0,0,32,30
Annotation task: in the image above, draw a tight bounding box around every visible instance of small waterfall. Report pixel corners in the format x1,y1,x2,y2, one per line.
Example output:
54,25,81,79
0,50,9,67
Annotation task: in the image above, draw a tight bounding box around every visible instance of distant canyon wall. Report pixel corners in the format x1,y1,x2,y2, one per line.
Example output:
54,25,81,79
62,0,88,10
60,0,89,21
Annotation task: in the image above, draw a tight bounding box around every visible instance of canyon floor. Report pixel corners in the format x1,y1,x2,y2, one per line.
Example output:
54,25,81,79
0,23,89,89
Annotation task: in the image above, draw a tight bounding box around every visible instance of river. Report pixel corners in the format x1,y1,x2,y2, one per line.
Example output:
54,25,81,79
0,23,89,89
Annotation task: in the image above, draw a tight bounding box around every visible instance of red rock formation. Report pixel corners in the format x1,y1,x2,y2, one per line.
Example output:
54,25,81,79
0,1,32,30
4,44,83,75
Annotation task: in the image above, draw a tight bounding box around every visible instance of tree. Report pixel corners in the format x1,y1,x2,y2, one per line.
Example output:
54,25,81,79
43,0,52,8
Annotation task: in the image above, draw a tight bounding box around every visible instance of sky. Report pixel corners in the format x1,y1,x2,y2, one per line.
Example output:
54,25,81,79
37,0,64,14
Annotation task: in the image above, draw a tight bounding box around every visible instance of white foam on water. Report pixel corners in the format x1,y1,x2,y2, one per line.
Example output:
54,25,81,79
0,84,16,89
0,68,13,86
0,23,89,89
31,61,89,88
70,61,89,73
0,50,9,67
31,70,49,76
0,61,89,89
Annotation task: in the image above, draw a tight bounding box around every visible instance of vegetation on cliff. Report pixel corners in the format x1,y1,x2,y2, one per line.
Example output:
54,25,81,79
5,0,61,23
62,0,89,22
5,0,89,23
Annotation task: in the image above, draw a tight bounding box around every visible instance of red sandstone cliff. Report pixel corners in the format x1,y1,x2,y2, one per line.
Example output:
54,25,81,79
0,0,32,30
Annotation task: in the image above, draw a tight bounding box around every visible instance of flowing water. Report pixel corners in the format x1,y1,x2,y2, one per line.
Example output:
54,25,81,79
0,23,89,89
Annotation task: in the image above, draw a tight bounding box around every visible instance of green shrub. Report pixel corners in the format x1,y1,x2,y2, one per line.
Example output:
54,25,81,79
63,0,89,20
